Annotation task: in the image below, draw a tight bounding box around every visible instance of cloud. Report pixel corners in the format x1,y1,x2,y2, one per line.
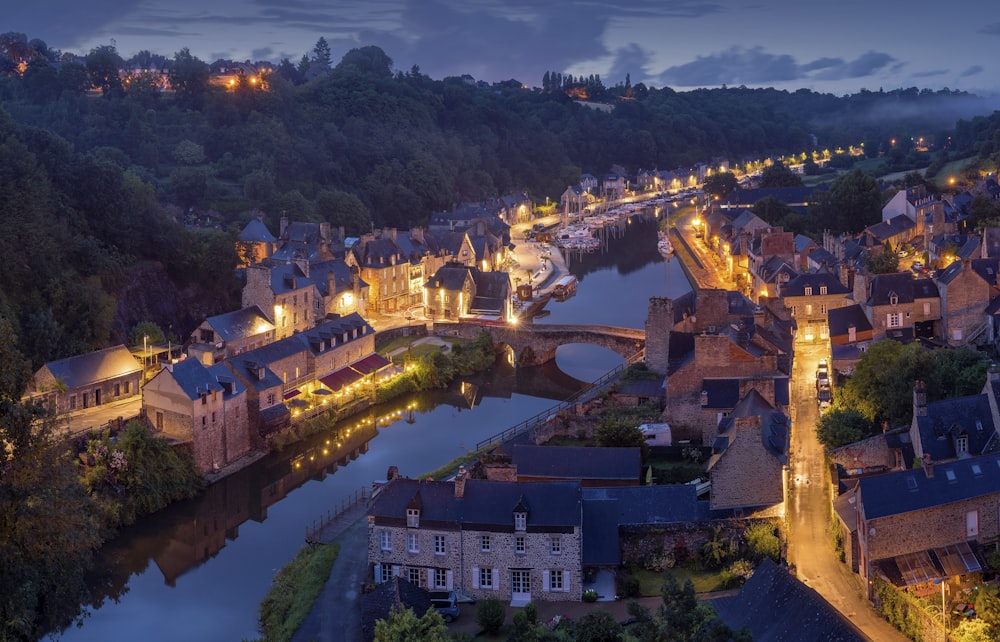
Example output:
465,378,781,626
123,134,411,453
960,65,984,78
606,44,655,87
655,46,799,87
978,22,1000,35
811,51,896,80
800,57,842,73
911,69,947,79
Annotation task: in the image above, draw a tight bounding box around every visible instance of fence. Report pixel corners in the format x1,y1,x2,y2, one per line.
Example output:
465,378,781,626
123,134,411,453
305,485,371,544
474,350,645,451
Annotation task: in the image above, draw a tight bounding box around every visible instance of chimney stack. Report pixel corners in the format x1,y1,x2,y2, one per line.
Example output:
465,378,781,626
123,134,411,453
454,466,467,498
913,380,927,417
923,453,934,478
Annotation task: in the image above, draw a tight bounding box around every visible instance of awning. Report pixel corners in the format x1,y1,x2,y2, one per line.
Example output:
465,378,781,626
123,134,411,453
349,353,392,375
282,389,301,400
319,367,363,391
875,541,983,587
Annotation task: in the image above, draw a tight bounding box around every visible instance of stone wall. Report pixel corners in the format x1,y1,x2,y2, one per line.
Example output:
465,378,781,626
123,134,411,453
645,297,672,374
710,416,784,510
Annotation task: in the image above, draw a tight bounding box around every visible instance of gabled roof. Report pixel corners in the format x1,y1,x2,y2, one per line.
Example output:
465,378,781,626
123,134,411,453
970,257,1000,286
780,271,850,297
827,304,873,337
309,259,366,298
711,559,865,642
203,305,274,343
508,445,640,481
426,263,475,291
224,354,283,391
866,214,915,242
914,393,996,461
805,247,836,268
369,478,582,528
869,272,918,305
164,357,223,400
859,451,1000,521
238,218,277,243
38,344,141,389
713,390,789,465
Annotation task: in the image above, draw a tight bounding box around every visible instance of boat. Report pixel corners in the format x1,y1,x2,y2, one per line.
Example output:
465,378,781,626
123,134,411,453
658,231,674,258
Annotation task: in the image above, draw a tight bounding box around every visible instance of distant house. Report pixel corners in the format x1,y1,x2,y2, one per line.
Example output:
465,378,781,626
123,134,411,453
236,214,278,266
908,377,1000,464
142,358,251,474
243,261,317,340
424,262,513,321
188,305,275,365
25,345,142,415
367,472,583,604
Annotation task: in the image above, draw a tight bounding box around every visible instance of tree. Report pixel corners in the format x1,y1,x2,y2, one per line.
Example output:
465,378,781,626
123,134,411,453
814,168,883,233
758,161,803,188
752,196,795,227
744,522,781,562
816,408,874,449
702,171,738,199
864,246,900,274
311,37,332,69
337,45,393,77
594,417,645,450
129,321,165,347
374,606,448,642
574,610,622,642
85,44,123,96
171,48,209,106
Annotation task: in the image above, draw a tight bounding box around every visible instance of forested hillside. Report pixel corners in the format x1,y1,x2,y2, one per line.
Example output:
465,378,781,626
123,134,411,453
1,39,998,369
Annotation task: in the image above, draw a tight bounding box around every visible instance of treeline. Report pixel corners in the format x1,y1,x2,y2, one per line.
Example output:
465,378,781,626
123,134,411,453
0,37,997,368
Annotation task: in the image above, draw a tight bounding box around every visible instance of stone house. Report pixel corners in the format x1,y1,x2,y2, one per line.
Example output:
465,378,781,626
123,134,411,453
860,214,917,253
908,374,1000,464
236,215,277,266
601,174,626,200
827,304,874,375
25,344,142,415
579,174,598,193
424,263,513,322
495,193,534,226
936,258,993,346
309,259,368,318
242,260,317,340
142,358,251,474
707,390,789,514
368,473,583,605
779,270,852,343
854,272,940,342
853,451,1000,595
271,218,345,264
560,185,591,215
224,353,290,438
188,305,275,366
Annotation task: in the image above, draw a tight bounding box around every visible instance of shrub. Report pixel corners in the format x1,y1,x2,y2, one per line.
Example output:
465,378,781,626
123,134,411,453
745,522,781,562
620,573,640,598
476,597,505,634
524,602,538,625
582,589,599,603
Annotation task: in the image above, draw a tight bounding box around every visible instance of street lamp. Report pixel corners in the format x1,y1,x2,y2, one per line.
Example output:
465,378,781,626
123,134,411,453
143,335,149,379
934,578,947,641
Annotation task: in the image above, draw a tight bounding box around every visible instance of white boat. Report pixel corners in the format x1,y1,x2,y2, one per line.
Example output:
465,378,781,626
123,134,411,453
658,231,674,258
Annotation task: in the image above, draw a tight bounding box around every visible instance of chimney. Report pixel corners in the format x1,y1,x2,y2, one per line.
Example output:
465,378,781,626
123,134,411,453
923,453,934,478
454,466,467,498
411,226,425,244
384,227,397,242
320,221,331,243
913,380,927,417
280,215,289,238
386,465,400,481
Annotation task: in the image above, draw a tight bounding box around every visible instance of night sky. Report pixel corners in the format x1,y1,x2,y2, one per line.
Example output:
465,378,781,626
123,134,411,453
11,0,1000,96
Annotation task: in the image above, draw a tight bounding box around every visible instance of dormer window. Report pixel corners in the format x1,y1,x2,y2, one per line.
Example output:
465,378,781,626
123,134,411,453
820,285,828,295
514,512,526,531
957,435,969,455
804,286,812,296
406,508,420,528
889,292,898,306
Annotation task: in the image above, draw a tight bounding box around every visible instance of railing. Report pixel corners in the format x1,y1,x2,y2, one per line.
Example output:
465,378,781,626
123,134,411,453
474,350,645,451
305,485,370,544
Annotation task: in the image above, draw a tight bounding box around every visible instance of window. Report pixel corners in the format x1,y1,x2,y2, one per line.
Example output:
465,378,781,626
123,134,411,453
376,565,392,583
550,537,561,555
548,569,564,591
407,533,419,553
790,305,797,317
267,392,276,406
889,294,898,306
434,568,448,589
514,512,526,531
887,313,903,328
380,530,391,551
957,435,969,455
805,304,813,316
406,509,420,528
70,395,76,410
820,285,828,295
804,286,813,296
478,567,494,589
124,381,130,394
480,535,491,552
211,411,216,424
202,416,206,427
114,383,120,396
923,302,931,315
819,304,828,315
202,394,208,405
515,536,526,554
407,568,421,586
434,535,446,555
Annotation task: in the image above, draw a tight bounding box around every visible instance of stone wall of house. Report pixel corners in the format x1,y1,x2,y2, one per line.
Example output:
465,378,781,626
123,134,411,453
368,521,463,590
459,528,582,601
645,297,672,374
242,265,275,318
941,262,989,345
866,492,1000,562
710,417,784,510
828,434,892,471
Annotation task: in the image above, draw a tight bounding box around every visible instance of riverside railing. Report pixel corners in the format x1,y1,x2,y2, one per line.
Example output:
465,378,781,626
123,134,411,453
304,485,370,544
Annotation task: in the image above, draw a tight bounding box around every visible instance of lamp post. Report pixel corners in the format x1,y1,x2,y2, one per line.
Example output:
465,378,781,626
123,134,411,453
143,335,149,380
934,578,947,641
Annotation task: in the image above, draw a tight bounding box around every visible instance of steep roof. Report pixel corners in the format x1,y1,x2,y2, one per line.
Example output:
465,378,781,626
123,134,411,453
710,559,865,642
39,344,141,389
238,218,277,243
859,451,1000,520
713,390,789,465
913,393,996,461
780,271,850,297
827,304,873,338
204,305,274,343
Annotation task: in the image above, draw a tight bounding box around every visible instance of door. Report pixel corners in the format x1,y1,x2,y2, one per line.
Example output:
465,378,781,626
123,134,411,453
95,389,101,405
967,510,979,538
511,570,531,604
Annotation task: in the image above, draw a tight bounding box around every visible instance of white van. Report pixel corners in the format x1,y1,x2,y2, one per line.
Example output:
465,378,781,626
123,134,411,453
638,423,672,446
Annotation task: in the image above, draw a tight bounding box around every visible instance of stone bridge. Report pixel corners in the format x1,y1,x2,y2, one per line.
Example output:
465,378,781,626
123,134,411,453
441,322,646,367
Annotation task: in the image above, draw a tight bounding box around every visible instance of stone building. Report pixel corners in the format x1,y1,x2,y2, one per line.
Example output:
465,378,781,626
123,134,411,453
188,305,275,365
368,472,583,605
142,358,251,474
25,344,142,415
936,258,994,346
243,260,317,340
779,269,852,344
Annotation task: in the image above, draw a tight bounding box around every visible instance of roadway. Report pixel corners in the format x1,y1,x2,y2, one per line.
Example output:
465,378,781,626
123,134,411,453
668,212,907,641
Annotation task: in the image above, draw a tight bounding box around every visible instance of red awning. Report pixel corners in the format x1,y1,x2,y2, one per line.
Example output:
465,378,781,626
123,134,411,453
319,367,363,391
349,353,392,375
282,389,301,400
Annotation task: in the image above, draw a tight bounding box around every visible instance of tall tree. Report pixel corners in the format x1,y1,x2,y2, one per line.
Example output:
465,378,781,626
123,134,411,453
758,160,803,188
311,37,332,69
85,44,123,96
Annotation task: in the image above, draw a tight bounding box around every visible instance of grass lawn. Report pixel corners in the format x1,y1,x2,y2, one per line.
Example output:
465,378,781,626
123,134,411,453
648,460,704,484
258,543,340,642
630,566,728,596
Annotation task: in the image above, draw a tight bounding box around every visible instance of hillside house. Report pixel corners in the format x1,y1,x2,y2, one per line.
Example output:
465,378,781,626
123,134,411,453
25,345,142,415
188,305,275,365
424,263,513,322
242,261,317,340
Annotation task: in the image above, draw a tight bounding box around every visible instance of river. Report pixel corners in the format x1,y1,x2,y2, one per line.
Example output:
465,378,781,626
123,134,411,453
52,213,692,642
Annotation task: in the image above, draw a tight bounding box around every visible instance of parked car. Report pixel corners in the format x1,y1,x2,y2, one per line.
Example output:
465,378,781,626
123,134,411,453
816,359,829,387
429,591,460,622
817,380,832,410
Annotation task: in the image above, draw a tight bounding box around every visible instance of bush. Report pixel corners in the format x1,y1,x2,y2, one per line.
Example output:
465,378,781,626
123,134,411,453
620,573,640,598
582,589,599,603
476,597,505,634
524,602,538,625
745,522,781,563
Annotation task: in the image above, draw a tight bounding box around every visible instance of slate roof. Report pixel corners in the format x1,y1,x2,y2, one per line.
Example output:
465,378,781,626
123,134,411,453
360,578,432,642
224,354,283,392
369,479,582,528
866,213,915,242
710,559,865,642
702,378,741,409
970,257,1000,286
616,379,664,399
309,259,366,298
859,451,1000,521
779,271,850,297
293,314,372,354
869,272,919,305
39,344,141,389
805,246,836,269
914,393,996,461
203,305,274,343
581,485,704,566
165,357,224,400
508,445,640,481
712,390,789,466
426,263,474,291
238,218,277,243
827,304,873,338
